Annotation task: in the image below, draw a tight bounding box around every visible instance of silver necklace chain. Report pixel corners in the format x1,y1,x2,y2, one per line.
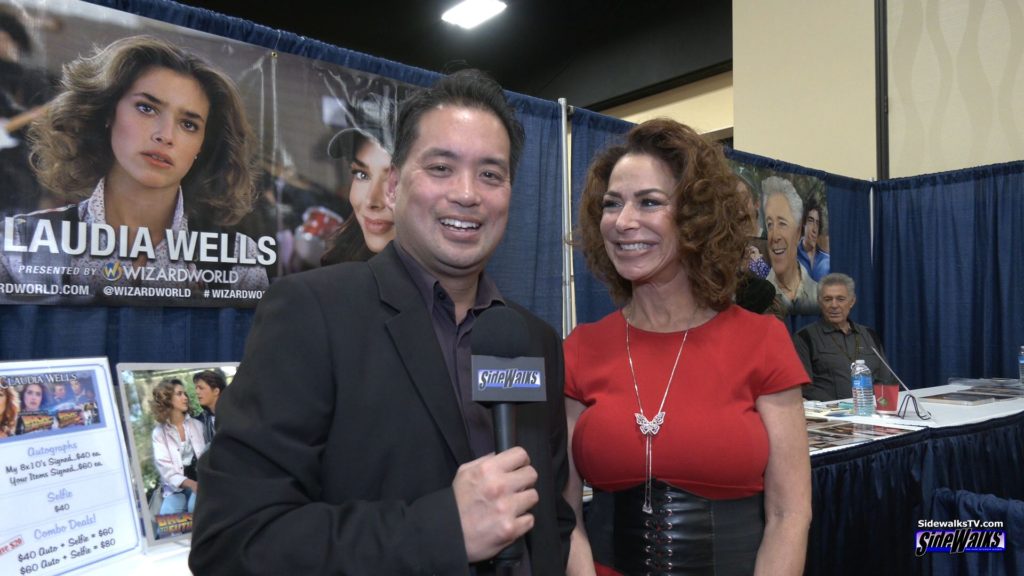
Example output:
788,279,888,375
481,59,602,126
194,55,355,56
625,318,689,514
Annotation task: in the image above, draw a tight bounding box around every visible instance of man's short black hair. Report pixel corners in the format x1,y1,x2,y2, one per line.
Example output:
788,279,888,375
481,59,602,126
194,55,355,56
193,370,227,392
391,69,525,182
0,9,32,55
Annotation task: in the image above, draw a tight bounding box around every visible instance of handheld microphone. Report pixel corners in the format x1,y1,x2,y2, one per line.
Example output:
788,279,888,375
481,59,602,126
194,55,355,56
869,345,933,421
470,306,547,569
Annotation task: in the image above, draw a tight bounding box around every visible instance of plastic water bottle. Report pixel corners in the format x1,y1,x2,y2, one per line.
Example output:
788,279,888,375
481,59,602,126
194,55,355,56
1019,346,1024,385
851,359,875,416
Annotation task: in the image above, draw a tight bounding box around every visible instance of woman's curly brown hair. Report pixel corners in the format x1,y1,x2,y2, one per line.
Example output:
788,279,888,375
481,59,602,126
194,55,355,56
149,380,183,425
577,118,751,310
28,35,256,226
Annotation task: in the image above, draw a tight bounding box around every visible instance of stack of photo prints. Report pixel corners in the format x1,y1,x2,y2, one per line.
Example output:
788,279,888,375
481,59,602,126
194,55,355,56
805,420,919,454
920,378,1024,406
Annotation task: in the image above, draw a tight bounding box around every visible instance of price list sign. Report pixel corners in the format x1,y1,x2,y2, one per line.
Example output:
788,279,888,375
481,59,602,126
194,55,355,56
0,359,140,575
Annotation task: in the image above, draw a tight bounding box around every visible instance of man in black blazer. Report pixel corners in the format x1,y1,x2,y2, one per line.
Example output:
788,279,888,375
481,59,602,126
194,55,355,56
190,70,574,575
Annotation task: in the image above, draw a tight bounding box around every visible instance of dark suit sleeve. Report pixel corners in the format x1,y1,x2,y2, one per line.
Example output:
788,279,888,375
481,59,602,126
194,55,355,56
528,313,576,570
548,324,576,567
188,275,468,575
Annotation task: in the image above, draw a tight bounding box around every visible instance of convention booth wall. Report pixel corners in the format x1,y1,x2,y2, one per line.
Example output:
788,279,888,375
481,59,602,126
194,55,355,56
1,0,565,368
876,161,1024,389
568,112,880,336
570,113,1024,389
1,0,1022,394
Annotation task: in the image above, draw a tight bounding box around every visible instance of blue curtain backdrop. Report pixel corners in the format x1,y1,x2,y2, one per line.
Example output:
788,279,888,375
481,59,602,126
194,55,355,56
877,161,1024,388
569,108,633,325
931,487,1024,576
488,95,565,327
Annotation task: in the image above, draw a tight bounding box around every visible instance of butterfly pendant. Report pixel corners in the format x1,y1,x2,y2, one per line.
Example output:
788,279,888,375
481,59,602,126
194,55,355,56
635,411,665,436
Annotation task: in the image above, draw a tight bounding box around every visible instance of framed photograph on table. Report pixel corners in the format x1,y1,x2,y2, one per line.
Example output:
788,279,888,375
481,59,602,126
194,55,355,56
115,363,237,547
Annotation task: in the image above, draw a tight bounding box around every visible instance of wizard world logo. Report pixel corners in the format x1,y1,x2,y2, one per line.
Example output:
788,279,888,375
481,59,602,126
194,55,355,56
101,261,124,282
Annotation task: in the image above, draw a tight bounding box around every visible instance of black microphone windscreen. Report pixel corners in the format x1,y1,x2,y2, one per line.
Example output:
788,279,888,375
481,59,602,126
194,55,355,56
472,306,530,359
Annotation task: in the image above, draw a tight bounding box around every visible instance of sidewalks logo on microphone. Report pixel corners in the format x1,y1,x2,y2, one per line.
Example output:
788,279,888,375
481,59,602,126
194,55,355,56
476,368,542,390
470,355,546,402
914,519,1006,556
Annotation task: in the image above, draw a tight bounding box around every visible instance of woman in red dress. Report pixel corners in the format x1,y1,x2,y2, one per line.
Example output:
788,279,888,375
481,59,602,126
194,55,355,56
565,119,811,575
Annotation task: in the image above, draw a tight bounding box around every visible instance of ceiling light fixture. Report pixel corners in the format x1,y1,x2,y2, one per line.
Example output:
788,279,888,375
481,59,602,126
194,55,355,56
441,0,507,30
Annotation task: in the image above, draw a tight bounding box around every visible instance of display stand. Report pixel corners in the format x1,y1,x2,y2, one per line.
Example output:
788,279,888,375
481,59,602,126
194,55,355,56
0,358,141,575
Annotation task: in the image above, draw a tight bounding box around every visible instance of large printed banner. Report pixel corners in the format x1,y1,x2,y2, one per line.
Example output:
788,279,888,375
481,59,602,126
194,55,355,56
0,0,417,307
728,159,829,317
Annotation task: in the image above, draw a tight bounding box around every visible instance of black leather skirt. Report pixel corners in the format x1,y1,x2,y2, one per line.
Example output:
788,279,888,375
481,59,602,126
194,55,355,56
611,480,765,576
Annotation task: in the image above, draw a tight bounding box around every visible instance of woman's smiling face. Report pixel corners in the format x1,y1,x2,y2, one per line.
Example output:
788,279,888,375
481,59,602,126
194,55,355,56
599,153,682,287
349,138,395,253
765,192,800,277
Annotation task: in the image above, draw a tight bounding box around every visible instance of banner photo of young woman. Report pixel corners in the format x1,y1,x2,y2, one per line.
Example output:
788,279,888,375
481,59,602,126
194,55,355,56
728,159,828,318
115,362,236,546
0,0,416,308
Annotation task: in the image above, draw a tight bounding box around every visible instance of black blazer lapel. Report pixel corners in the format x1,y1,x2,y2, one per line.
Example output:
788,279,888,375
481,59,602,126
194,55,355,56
369,245,473,465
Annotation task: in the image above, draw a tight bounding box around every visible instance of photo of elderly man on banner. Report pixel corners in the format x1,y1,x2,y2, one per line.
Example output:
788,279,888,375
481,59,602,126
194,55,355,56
729,160,829,318
0,0,415,308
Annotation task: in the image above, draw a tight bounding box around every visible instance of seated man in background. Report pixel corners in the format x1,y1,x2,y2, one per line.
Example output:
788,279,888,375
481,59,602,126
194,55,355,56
793,273,893,401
